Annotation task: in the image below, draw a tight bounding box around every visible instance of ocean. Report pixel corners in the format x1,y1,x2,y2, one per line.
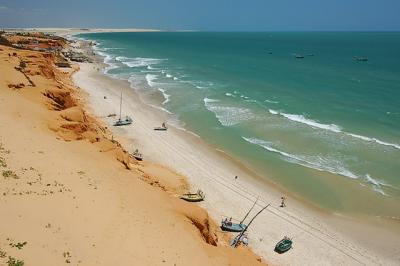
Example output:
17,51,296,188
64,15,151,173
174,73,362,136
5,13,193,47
77,32,400,219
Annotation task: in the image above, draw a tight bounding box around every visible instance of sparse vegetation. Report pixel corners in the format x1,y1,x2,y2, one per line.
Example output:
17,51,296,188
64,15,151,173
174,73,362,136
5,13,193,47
7,256,24,266
9,241,27,250
0,157,7,167
2,170,18,179
0,250,6,258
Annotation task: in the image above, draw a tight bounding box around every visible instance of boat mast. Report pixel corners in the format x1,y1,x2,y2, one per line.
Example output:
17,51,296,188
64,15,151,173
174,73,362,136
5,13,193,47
119,91,122,120
239,196,259,225
233,204,270,248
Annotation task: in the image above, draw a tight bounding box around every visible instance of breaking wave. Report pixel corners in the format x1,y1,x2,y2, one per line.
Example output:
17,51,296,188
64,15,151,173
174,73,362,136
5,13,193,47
268,109,400,150
158,88,171,105
242,136,359,179
204,98,254,126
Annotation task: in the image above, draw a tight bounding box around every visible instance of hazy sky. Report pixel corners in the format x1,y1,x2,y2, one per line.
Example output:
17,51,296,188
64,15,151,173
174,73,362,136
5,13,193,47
0,0,399,31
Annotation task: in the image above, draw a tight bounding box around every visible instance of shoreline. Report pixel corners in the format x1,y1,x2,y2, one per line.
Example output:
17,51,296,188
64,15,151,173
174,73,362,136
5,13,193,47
0,34,266,265
71,36,400,265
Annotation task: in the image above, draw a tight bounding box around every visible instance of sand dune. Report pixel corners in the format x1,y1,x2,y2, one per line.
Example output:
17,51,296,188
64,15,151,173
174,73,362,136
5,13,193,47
0,43,264,265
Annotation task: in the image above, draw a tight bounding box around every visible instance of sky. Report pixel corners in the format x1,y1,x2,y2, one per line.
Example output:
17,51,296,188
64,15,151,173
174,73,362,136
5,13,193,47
0,0,399,31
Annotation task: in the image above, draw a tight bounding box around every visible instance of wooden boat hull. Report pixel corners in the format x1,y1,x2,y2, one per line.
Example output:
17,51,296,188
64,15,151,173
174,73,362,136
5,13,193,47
113,118,133,126
154,127,167,131
180,195,204,202
274,238,292,253
221,222,247,232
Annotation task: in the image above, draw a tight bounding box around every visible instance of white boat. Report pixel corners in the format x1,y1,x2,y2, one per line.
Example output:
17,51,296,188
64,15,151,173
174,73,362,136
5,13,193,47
113,91,132,126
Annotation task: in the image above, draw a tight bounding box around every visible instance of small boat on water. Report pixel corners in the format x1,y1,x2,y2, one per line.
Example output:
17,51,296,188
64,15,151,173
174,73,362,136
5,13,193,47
353,56,368,62
294,54,304,59
113,91,132,126
154,122,168,131
132,149,143,161
180,189,205,202
274,236,293,254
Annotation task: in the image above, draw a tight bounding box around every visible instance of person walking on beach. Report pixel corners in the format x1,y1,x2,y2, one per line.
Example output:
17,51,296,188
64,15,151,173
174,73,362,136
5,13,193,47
234,175,238,180
280,196,286,207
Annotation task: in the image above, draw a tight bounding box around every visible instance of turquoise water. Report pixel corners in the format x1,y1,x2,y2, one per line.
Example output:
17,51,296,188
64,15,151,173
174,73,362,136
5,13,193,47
78,32,400,217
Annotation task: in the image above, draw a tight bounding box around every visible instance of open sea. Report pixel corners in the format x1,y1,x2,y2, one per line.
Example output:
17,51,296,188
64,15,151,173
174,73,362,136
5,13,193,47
78,32,400,219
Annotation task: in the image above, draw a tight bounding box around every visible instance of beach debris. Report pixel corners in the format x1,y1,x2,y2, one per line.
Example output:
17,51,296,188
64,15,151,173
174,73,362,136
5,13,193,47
274,236,293,253
180,189,205,202
107,113,116,117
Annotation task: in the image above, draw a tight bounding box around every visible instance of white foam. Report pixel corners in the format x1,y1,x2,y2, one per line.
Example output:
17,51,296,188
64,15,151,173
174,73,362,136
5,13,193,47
348,134,400,150
203,97,220,104
204,99,254,126
364,174,388,196
173,77,178,80
268,110,400,150
158,88,171,105
264,99,278,104
225,93,235,97
242,137,359,180
268,109,342,133
120,57,165,68
268,109,279,115
145,74,158,87
282,113,342,132
166,74,172,78
94,50,119,74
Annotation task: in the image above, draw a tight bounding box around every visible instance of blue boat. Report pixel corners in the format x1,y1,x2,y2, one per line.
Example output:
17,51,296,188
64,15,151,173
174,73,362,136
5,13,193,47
221,219,247,232
221,197,259,232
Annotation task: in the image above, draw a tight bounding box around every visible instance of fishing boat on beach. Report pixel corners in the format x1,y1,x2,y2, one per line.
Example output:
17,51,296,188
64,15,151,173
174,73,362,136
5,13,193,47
274,236,293,253
154,122,168,131
113,91,133,126
180,189,205,202
221,197,258,232
132,149,143,161
231,204,270,248
221,219,247,232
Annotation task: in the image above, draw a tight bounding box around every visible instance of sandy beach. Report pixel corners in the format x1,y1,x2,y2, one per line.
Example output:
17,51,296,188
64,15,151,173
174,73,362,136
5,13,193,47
1,29,399,266
0,34,264,265
70,36,400,266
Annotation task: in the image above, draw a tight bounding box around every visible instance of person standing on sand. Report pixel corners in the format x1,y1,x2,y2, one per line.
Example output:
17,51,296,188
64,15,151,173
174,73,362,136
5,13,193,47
280,196,286,207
